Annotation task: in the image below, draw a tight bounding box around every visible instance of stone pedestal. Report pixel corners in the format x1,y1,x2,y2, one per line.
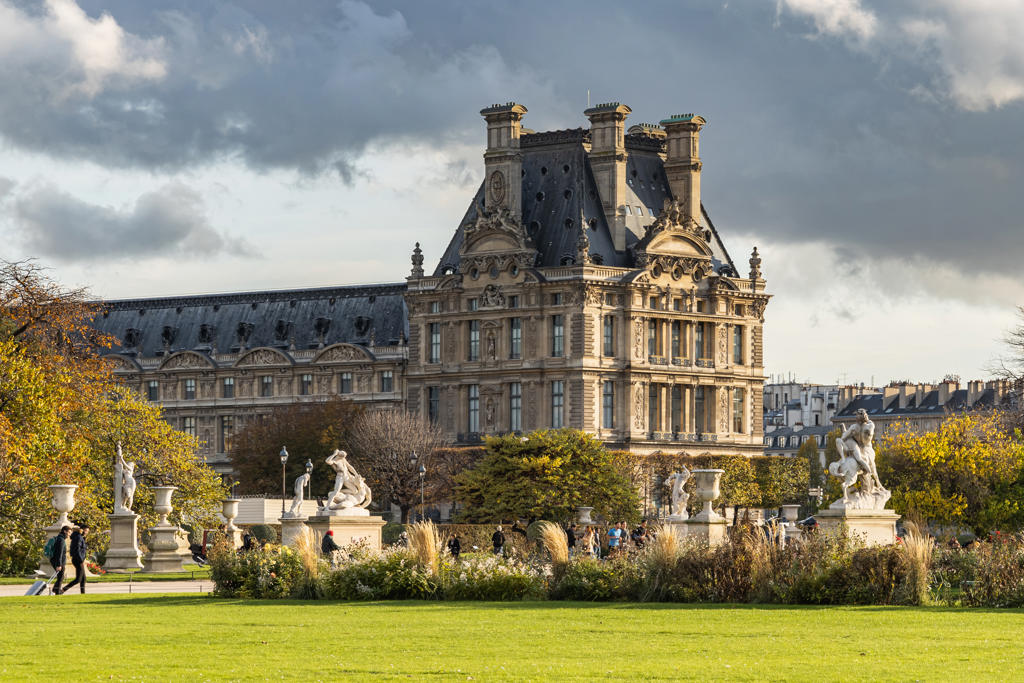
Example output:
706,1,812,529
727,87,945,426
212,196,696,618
279,516,309,548
104,513,143,571
815,508,900,546
221,499,242,548
143,526,185,572
306,513,387,551
682,518,729,547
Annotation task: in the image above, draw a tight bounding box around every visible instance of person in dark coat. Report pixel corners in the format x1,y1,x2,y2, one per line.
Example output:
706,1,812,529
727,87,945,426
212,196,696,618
447,534,461,561
321,530,341,556
491,525,505,556
63,525,90,594
49,526,71,595
566,524,577,555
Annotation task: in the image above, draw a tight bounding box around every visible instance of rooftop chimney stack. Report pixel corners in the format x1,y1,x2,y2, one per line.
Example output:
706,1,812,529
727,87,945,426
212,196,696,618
660,113,707,229
584,102,631,251
480,102,528,217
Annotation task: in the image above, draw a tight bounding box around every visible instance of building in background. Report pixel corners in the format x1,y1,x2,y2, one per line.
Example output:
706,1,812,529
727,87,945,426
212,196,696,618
92,100,773,477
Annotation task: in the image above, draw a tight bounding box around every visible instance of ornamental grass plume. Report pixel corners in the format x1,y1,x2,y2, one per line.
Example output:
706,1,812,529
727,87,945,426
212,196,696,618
537,521,569,581
408,521,441,575
900,520,933,605
294,527,320,578
641,525,680,601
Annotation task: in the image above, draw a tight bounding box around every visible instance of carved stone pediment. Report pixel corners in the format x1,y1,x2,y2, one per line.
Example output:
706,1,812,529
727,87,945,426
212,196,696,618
634,254,714,282
313,343,374,363
105,354,142,372
159,351,216,370
234,348,292,367
459,202,538,275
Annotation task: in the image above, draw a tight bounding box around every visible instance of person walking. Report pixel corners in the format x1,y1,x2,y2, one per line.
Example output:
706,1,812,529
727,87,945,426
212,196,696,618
63,525,90,594
447,534,461,561
581,527,596,558
321,530,340,564
606,522,623,556
48,526,71,595
491,525,506,556
566,524,577,556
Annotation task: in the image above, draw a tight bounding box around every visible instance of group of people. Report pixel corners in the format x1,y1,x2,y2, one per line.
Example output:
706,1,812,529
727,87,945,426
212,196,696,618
567,521,651,559
46,524,90,595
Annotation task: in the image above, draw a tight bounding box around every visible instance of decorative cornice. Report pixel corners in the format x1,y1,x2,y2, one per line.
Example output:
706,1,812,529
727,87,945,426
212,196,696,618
520,128,590,148
98,283,408,312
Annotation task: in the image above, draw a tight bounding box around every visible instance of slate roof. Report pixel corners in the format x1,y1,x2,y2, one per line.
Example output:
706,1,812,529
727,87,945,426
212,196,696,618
833,388,1001,419
434,129,736,276
93,283,408,357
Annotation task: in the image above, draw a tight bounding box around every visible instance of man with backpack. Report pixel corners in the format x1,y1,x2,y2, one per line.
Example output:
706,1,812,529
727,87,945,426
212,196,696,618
46,526,71,595
63,525,90,594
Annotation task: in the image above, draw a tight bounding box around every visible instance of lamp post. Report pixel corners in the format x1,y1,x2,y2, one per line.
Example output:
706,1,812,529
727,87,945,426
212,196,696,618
279,446,289,516
419,464,426,523
409,451,418,522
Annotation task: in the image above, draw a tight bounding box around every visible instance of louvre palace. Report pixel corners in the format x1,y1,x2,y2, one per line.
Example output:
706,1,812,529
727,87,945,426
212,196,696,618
92,101,771,475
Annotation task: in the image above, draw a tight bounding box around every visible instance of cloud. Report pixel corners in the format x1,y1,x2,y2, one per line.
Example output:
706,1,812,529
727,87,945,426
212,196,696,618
776,0,878,42
11,181,257,262
0,177,14,201
0,0,165,99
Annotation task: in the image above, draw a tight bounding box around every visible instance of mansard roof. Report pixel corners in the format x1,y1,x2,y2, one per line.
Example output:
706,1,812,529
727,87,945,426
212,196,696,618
433,128,736,276
94,283,408,358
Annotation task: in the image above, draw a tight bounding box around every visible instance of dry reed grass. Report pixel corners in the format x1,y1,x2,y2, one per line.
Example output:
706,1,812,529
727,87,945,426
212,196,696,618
293,527,320,578
640,525,681,601
408,521,441,574
900,520,933,604
537,522,569,570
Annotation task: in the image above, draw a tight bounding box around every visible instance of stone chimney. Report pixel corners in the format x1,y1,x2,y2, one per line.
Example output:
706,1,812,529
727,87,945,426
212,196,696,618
883,385,899,410
937,380,958,405
898,384,911,410
967,380,984,407
915,383,933,407
480,102,528,216
660,113,707,229
584,102,631,251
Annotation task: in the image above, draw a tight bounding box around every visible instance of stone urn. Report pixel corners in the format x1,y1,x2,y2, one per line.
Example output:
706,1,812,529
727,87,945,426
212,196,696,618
577,506,595,525
222,498,240,532
151,486,177,527
691,469,725,522
781,504,801,523
48,484,78,529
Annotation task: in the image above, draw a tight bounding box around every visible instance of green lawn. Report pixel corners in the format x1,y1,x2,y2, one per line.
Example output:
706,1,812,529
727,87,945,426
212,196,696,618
1,596,1022,681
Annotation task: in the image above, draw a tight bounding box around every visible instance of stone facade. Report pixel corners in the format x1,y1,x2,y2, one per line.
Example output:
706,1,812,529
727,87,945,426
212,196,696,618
93,100,771,470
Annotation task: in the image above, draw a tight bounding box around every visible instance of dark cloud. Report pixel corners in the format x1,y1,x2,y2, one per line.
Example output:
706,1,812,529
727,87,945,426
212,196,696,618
0,176,14,201
12,181,257,262
0,0,1021,280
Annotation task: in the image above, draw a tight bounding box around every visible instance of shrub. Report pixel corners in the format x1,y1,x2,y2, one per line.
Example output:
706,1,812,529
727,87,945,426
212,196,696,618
441,555,546,601
551,557,639,601
208,539,302,598
962,533,1024,607
323,550,440,600
0,536,42,576
249,524,278,544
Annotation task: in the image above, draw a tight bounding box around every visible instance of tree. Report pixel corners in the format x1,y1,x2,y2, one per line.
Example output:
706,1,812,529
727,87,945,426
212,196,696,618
0,260,226,565
346,410,447,522
992,305,1024,384
453,430,642,524
797,436,824,488
230,397,361,497
876,412,1024,534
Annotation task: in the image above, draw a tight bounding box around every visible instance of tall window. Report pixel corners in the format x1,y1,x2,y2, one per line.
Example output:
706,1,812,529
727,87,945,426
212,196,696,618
468,385,480,433
428,386,440,424
339,372,353,394
509,318,521,359
222,377,235,399
300,374,313,395
379,370,393,393
695,386,706,433
551,381,564,428
649,384,660,432
147,380,159,401
509,382,522,432
733,325,743,364
430,301,441,314
220,416,234,452
468,321,480,361
603,315,615,357
183,378,196,400
671,385,682,433
429,323,441,364
602,381,615,429
182,416,196,437
260,376,274,397
733,388,745,433
647,320,658,356
551,315,564,357
671,321,681,358
695,323,705,359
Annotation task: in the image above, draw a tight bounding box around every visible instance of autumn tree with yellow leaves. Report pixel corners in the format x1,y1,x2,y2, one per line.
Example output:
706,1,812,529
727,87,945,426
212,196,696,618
876,411,1024,534
0,260,225,572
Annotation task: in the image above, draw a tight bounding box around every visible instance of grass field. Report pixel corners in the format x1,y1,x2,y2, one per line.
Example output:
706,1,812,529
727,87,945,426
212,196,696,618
1,596,1022,681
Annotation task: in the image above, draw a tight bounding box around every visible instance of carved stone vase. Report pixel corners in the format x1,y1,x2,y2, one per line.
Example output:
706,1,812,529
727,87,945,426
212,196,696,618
152,486,177,527
577,506,595,525
691,469,725,523
222,498,242,548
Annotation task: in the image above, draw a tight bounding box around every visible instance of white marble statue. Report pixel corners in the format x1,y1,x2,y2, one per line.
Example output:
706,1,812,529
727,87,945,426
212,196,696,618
827,409,890,510
113,443,137,515
321,449,372,513
666,468,691,519
285,470,311,518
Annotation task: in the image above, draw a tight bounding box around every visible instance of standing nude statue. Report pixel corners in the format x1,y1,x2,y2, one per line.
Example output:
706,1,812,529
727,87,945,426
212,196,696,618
114,443,137,515
322,450,372,512
667,468,691,518
286,470,311,518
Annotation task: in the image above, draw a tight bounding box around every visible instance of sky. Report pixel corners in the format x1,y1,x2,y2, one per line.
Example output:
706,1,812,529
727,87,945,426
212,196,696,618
0,0,1022,386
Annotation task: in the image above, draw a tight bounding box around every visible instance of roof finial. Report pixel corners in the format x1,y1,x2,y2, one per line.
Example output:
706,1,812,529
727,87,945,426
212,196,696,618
410,242,424,278
749,246,762,287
